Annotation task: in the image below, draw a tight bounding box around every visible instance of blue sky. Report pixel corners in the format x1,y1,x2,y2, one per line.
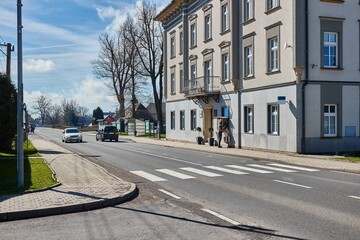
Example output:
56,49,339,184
0,0,169,116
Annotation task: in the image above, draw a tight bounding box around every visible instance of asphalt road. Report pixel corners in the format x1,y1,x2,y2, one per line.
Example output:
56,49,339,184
34,127,360,240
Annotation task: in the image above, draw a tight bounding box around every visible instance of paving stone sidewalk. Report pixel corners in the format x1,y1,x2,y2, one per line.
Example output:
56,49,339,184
0,135,136,222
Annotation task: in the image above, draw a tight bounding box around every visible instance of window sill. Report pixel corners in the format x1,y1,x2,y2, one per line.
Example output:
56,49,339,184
170,93,176,96
265,5,281,15
204,38,213,43
268,133,279,136
320,67,344,71
221,80,231,84
266,70,281,75
244,132,254,135
170,56,176,60
243,75,255,80
190,45,197,50
242,18,256,26
320,0,344,3
220,29,231,36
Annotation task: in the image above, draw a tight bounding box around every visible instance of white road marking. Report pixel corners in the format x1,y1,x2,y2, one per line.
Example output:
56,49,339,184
158,189,181,199
268,163,319,172
247,164,297,173
180,167,223,177
204,166,248,175
226,165,273,173
273,180,312,189
349,195,360,200
202,209,240,226
156,169,196,179
130,171,167,182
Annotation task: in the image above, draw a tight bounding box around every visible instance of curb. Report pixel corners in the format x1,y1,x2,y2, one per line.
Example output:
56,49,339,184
0,183,137,222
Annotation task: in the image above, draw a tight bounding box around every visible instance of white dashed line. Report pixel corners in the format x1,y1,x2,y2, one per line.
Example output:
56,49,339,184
349,195,360,200
204,166,248,175
202,209,239,226
156,169,196,179
130,171,167,182
226,165,273,173
268,164,319,172
180,167,223,177
273,180,312,189
158,189,181,199
248,164,297,173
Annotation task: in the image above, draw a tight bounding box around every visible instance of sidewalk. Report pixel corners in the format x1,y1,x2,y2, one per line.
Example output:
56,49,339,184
0,134,137,222
119,134,360,174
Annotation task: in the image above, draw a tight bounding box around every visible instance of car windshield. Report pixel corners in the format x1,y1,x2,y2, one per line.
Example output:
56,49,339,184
66,129,79,133
105,127,117,132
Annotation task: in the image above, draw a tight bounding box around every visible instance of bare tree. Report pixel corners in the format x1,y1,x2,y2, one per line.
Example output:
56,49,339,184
127,1,164,138
47,104,62,126
33,94,52,125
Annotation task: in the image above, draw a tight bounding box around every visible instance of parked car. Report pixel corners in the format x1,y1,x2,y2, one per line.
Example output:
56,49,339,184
62,128,82,143
96,126,119,142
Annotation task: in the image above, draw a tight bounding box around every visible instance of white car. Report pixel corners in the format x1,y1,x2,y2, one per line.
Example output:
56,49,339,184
62,128,82,143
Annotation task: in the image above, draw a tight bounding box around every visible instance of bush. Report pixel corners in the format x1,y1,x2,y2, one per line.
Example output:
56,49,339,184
0,73,17,151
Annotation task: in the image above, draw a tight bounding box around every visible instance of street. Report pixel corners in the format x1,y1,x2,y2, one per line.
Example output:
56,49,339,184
4,127,359,240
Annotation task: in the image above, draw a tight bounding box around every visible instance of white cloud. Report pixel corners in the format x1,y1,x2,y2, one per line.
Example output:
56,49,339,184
24,58,55,73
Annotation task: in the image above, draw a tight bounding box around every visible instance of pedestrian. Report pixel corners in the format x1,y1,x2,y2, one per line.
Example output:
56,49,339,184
218,120,223,148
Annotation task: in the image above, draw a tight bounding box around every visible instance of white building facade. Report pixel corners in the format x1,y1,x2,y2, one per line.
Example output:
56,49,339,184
158,0,360,153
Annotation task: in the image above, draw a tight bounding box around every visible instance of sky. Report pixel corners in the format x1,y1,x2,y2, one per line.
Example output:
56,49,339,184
0,0,170,117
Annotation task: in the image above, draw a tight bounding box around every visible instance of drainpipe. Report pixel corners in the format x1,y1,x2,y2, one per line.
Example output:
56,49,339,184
301,0,309,153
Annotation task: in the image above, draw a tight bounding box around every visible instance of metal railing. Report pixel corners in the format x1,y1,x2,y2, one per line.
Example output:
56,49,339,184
182,76,221,96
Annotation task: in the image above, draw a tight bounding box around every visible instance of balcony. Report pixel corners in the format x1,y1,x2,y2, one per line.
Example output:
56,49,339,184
183,76,221,104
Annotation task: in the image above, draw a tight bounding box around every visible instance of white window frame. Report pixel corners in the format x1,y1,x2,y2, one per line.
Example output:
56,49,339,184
222,53,229,81
179,30,183,54
244,0,253,21
170,111,175,130
179,68,184,92
269,104,279,135
245,106,254,134
180,110,185,130
170,35,175,58
190,63,197,87
221,3,229,32
170,72,175,94
268,37,279,72
324,104,337,137
267,0,278,10
190,23,197,47
204,14,211,41
323,32,338,68
244,46,253,77
190,109,197,131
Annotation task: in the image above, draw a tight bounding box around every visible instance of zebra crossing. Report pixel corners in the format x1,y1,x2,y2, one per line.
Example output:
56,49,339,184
130,163,320,182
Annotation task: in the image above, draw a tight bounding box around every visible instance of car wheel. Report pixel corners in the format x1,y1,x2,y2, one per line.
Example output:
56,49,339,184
101,138,104,142
80,139,82,143
62,139,64,142
115,139,118,142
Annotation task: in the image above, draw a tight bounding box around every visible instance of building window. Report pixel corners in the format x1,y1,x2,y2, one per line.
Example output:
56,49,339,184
323,32,338,68
244,0,254,21
267,0,278,10
204,14,212,41
179,68,184,92
222,53,229,81
170,72,175,94
268,104,279,134
214,109,218,117
268,37,279,72
190,23,197,47
190,64,197,88
170,111,175,130
190,109,197,131
180,110,185,130
324,104,337,137
204,59,212,87
244,105,254,133
244,46,253,77
170,35,175,58
179,31,183,54
221,106,229,117
221,3,229,32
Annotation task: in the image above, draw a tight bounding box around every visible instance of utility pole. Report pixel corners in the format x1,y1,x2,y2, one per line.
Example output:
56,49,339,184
17,0,24,189
0,43,14,79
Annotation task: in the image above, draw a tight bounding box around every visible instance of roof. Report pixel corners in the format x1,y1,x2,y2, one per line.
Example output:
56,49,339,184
155,0,183,22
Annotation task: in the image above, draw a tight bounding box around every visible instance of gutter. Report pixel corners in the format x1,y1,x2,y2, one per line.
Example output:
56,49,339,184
301,0,309,153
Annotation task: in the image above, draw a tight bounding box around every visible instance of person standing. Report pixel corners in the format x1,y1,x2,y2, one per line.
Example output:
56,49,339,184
218,120,223,148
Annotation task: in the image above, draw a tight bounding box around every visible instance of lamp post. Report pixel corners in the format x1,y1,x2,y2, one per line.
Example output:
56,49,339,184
17,0,24,189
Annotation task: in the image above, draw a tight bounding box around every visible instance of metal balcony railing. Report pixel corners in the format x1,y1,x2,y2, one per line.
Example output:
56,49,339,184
182,76,221,96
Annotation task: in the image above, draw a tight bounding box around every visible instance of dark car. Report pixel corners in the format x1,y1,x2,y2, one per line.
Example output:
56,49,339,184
96,126,119,142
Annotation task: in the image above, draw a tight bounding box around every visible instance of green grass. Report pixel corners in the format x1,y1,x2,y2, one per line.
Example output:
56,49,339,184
0,140,57,195
0,140,40,157
336,152,360,163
